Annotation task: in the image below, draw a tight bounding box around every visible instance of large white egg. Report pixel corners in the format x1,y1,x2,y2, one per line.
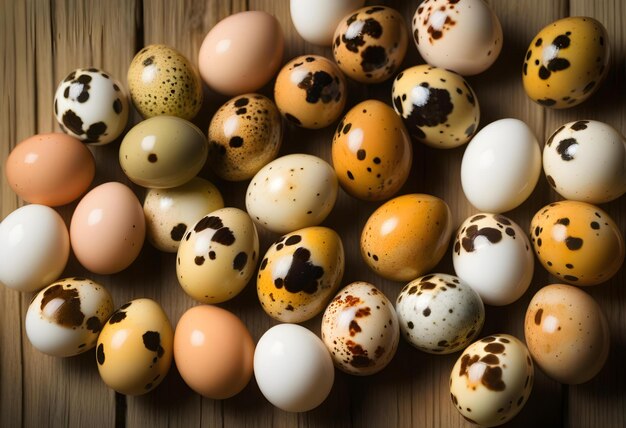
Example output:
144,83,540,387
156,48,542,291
290,0,365,46
461,118,541,213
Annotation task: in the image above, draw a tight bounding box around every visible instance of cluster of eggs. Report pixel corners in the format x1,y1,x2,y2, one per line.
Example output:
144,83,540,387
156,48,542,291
1,0,624,425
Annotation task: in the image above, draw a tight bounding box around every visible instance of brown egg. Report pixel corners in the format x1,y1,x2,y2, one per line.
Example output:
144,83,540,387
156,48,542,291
524,284,609,384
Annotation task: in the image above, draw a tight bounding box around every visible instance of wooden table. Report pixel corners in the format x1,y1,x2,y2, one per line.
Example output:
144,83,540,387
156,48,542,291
1,1,624,427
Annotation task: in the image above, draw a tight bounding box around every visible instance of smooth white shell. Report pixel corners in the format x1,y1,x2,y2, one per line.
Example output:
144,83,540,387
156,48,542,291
290,0,365,46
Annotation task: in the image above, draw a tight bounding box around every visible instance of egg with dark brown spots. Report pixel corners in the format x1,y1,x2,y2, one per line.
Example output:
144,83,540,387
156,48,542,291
257,227,344,323
332,5,408,83
128,44,203,119
321,281,399,376
450,334,534,427
207,94,283,181
522,17,609,108
529,201,624,286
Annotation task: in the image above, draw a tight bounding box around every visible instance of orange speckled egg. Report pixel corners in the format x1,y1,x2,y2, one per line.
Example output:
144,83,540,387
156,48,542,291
361,193,453,281
530,201,624,286
332,100,412,201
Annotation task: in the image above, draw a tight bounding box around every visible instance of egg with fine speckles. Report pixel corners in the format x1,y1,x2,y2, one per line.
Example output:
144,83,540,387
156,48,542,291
257,227,344,323
396,273,484,354
332,99,412,201
321,282,399,376
207,94,283,181
128,44,203,119
529,201,624,286
524,284,609,385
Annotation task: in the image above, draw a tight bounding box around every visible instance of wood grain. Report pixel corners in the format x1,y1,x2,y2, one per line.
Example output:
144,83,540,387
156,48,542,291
1,0,624,427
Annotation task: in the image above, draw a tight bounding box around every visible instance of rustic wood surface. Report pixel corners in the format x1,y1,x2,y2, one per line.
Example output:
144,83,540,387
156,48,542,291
1,0,624,427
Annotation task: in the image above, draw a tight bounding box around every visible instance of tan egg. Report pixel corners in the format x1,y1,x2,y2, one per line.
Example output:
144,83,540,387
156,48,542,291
524,284,609,384
332,99,412,201
207,94,283,181
96,298,173,395
257,227,344,323
143,177,224,253
522,17,609,108
361,193,453,282
391,65,480,148
177,208,259,303
128,44,203,119
530,201,624,285
332,5,408,83
274,55,347,129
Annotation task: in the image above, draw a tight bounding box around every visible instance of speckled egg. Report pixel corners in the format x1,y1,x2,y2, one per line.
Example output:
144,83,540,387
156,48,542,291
96,298,173,395
412,0,503,75
143,177,224,253
246,154,338,234
321,282,399,376
450,334,534,427
54,68,129,145
453,213,534,306
543,120,626,203
360,193,453,282
529,201,624,286
331,99,412,201
522,17,609,108
396,274,484,354
128,44,203,119
332,5,408,83
524,284,609,385
257,227,344,323
274,55,347,129
25,277,113,357
207,94,283,181
176,208,259,304
392,65,480,148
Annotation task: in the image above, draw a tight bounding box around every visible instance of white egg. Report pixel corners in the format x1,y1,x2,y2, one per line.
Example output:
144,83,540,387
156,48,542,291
254,323,334,412
450,334,534,427
246,154,338,234
0,205,69,292
461,118,541,213
290,0,365,46
543,120,626,203
396,273,484,354
25,277,114,357
452,213,534,306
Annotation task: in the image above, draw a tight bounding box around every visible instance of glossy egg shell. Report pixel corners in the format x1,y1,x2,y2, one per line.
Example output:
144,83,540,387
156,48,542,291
290,0,365,46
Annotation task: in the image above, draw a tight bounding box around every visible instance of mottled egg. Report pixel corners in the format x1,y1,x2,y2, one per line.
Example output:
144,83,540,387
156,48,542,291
412,0,503,75
257,227,344,323
176,208,259,304
119,116,208,189
530,201,624,285
396,274,484,354
360,194,453,282
96,298,173,395
450,334,534,427
25,278,113,357
392,65,480,148
127,44,202,119
54,67,128,145
290,0,365,46
322,282,399,375
207,94,283,181
332,5,408,83
543,120,626,203
331,99,412,201
461,118,542,213
525,284,609,384
246,154,338,234
522,17,609,108
143,177,224,253
453,213,534,306
274,55,347,129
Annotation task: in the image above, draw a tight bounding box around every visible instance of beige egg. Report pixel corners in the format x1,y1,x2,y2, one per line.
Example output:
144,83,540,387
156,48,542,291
143,177,224,253
128,44,203,120
207,94,283,181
